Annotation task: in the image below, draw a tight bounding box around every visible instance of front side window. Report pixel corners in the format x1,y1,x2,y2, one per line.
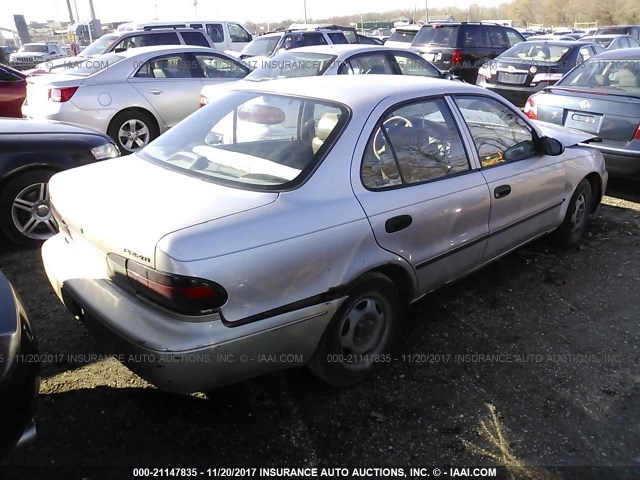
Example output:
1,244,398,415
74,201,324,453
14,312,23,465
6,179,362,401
392,53,440,77
361,98,469,189
338,53,393,75
229,23,252,43
206,24,225,43
194,54,248,79
453,96,535,167
139,91,348,191
137,54,196,79
462,26,489,48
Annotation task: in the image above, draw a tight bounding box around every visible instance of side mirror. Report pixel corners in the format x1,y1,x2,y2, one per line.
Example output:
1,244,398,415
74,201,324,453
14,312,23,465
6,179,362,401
542,136,564,156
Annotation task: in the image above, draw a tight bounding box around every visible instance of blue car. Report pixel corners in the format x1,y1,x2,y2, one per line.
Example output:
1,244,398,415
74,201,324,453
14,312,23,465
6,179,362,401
476,41,605,106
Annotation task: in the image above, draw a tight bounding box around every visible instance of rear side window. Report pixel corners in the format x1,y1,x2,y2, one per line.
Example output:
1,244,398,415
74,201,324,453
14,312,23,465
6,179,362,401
143,33,181,47
461,26,489,48
327,32,349,44
488,26,508,48
181,31,210,47
338,54,393,75
207,24,225,43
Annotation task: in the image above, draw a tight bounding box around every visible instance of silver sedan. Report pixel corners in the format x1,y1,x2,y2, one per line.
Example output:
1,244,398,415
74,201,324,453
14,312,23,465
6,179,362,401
22,45,251,153
42,76,607,393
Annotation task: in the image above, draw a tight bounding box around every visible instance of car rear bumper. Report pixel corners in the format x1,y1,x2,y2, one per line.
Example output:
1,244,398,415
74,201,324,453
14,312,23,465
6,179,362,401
22,103,114,135
42,233,340,393
579,143,640,178
476,77,548,107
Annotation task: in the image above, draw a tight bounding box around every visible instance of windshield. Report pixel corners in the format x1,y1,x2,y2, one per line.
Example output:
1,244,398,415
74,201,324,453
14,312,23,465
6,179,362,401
501,42,571,63
413,26,458,47
80,34,119,57
19,44,48,53
64,53,124,76
139,91,348,191
558,59,640,95
246,52,336,80
242,36,281,57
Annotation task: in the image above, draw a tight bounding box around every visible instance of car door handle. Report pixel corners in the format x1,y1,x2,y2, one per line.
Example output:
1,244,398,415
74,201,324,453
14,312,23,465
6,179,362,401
385,215,413,233
147,89,163,95
494,185,511,199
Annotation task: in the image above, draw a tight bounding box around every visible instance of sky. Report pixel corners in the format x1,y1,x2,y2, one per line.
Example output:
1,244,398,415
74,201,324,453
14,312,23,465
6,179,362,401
1,0,505,30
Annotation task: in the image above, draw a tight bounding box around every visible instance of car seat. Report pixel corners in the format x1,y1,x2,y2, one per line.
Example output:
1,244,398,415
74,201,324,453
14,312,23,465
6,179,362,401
312,113,339,153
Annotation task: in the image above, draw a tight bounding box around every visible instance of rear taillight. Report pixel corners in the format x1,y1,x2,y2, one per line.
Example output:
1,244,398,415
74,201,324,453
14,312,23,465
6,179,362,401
451,49,463,66
524,96,538,120
107,254,227,315
634,124,640,141
48,86,78,102
199,95,209,108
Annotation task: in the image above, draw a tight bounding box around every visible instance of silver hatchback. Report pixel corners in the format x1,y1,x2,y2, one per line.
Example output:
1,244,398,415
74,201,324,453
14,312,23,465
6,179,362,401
42,76,607,393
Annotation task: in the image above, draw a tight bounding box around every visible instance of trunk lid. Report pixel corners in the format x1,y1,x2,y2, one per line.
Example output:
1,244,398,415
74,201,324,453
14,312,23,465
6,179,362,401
49,155,278,267
25,74,85,110
537,87,640,141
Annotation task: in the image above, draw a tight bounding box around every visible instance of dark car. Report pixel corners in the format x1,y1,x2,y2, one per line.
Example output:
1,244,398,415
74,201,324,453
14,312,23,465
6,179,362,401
0,65,27,118
409,22,526,83
0,118,119,246
594,25,640,43
580,35,640,51
524,48,640,178
476,41,605,107
0,271,39,460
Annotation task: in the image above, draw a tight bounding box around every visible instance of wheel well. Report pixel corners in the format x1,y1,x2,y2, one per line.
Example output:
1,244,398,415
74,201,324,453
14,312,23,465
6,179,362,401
369,264,415,307
0,166,60,194
108,107,160,135
585,172,602,212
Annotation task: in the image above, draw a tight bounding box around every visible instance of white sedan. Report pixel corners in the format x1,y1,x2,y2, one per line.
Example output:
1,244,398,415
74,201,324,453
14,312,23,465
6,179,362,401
43,76,607,393
22,46,251,153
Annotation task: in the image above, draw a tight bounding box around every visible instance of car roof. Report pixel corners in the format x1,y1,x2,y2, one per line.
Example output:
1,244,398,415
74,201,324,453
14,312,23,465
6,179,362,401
224,75,478,107
591,46,640,59
112,45,218,58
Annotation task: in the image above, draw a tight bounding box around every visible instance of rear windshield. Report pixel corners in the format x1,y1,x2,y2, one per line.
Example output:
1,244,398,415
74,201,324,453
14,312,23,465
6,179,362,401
139,91,349,191
501,42,571,63
559,59,640,96
81,34,118,57
246,52,336,80
413,26,458,47
387,29,418,44
242,36,281,57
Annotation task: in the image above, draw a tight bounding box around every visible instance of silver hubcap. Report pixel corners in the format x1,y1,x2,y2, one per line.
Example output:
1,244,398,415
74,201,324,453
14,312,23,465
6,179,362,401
11,182,58,240
571,193,587,232
118,119,150,152
338,294,389,370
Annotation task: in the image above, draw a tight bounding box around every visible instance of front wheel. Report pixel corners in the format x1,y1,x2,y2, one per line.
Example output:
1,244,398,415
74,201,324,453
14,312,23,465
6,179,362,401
0,169,58,247
551,179,592,248
308,272,398,387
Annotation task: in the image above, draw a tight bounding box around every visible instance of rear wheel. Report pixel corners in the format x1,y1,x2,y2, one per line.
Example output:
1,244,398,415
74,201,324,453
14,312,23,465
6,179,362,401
108,110,158,154
0,169,58,247
308,273,398,387
551,179,592,248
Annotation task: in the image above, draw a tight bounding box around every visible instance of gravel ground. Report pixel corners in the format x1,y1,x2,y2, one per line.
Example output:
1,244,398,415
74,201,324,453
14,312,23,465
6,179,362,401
0,178,638,480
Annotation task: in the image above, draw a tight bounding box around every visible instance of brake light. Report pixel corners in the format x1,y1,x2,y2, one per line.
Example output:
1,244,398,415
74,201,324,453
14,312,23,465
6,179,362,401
199,94,209,108
524,96,538,119
634,124,640,141
107,255,228,315
48,86,78,102
451,49,463,66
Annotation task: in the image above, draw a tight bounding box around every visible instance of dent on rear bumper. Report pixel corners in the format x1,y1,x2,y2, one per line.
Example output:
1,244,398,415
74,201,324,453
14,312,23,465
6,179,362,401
42,233,342,393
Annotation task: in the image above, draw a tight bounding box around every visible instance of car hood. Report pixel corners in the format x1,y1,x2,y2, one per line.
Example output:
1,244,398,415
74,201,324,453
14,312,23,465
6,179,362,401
49,155,278,268
533,120,599,146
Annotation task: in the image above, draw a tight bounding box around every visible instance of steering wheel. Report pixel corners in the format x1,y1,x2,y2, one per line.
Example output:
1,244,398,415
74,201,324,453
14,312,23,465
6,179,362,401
373,115,413,160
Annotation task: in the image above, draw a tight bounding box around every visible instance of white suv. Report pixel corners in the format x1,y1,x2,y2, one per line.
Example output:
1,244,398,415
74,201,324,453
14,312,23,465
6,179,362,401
9,43,65,70
239,30,349,61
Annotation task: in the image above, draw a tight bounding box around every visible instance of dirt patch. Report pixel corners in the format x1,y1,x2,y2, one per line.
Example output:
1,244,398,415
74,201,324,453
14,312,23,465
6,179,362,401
1,180,638,479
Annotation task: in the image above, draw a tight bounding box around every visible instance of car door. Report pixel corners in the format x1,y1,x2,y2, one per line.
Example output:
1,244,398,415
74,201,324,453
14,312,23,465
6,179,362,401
337,53,394,75
0,66,26,118
352,96,491,295
451,95,566,260
129,53,204,128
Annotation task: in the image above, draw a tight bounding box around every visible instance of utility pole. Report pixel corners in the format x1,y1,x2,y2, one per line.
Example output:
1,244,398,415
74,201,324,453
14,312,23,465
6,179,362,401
66,0,75,23
88,0,96,20
304,0,308,24
425,0,429,23
194,0,198,16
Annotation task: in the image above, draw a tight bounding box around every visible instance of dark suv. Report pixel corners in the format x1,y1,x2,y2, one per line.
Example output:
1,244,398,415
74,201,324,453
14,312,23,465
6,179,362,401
410,22,525,83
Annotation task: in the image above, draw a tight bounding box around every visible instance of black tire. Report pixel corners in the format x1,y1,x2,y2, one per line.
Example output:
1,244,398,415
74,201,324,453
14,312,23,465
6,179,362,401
551,179,592,248
308,272,398,387
107,110,158,154
0,169,58,248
